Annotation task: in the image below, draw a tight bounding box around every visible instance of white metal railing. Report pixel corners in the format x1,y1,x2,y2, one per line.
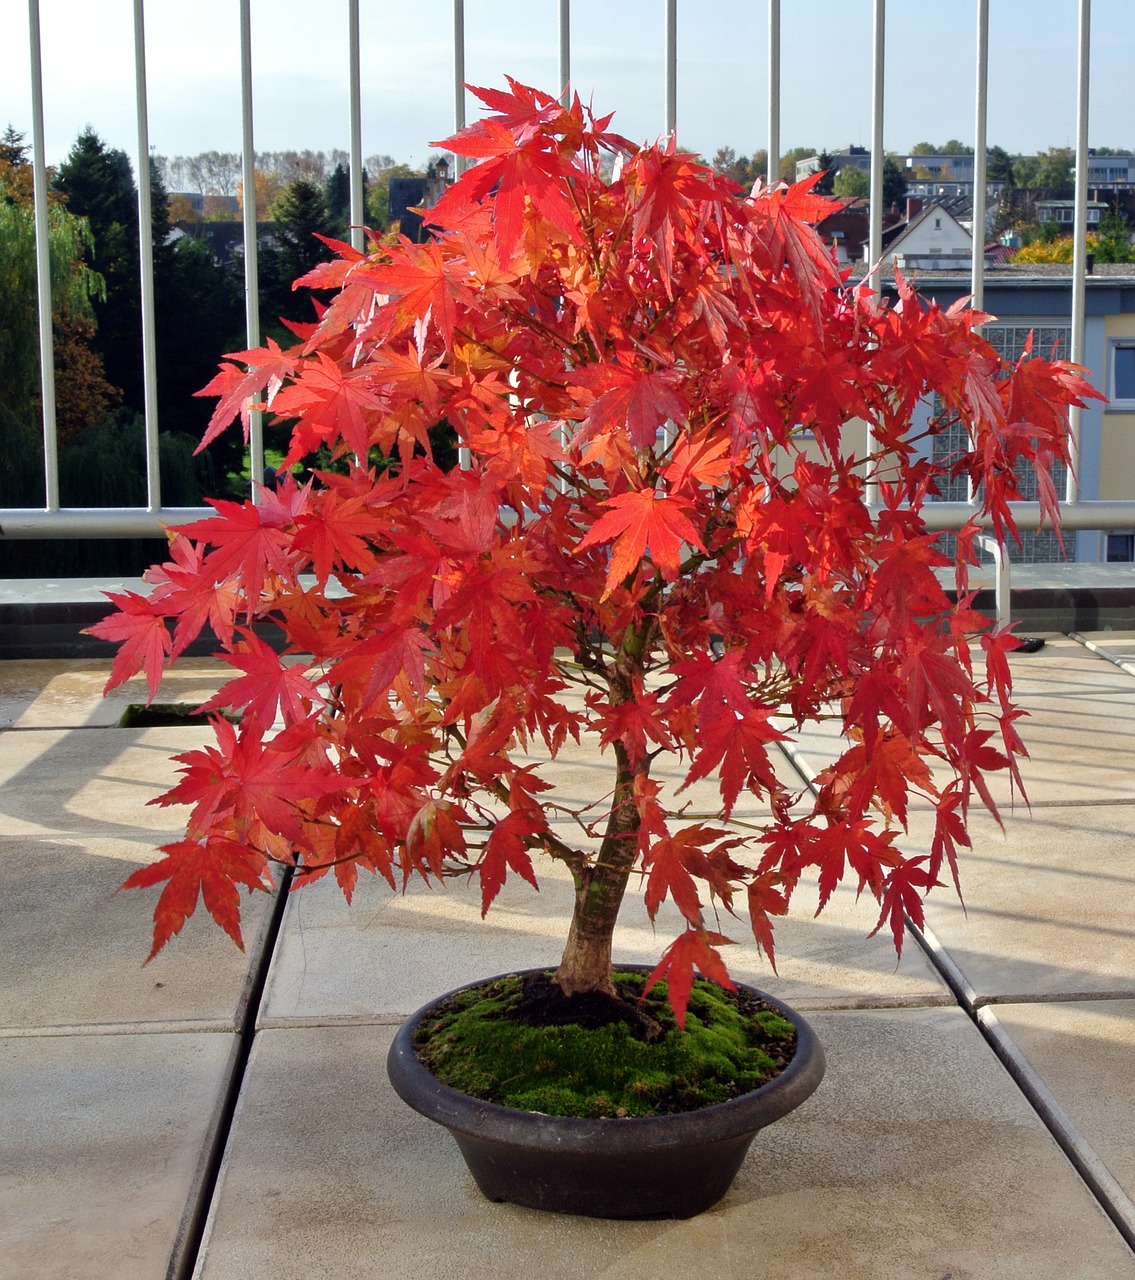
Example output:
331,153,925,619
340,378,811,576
7,0,1134,549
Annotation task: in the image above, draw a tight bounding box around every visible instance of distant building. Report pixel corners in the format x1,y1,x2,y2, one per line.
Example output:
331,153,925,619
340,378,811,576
872,202,981,273
815,197,869,266
866,262,1135,564
795,146,871,184
1036,199,1107,228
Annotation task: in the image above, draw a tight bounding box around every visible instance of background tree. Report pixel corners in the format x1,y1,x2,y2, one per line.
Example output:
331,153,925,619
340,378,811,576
833,165,869,198
53,129,145,407
778,145,814,185
987,145,1015,187
812,151,835,195
0,132,112,499
186,151,242,197
324,161,351,239
1092,206,1134,263
709,146,767,189
883,156,908,210
1035,147,1074,189
1011,154,1040,189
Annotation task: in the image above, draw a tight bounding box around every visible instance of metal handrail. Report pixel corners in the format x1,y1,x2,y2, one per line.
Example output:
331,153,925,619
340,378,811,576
5,500,1135,543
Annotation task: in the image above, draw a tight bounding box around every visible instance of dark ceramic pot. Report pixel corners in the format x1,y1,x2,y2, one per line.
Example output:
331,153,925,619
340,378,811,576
386,966,825,1219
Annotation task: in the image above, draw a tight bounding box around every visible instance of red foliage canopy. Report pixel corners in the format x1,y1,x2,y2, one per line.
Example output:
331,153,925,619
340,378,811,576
91,79,1098,1025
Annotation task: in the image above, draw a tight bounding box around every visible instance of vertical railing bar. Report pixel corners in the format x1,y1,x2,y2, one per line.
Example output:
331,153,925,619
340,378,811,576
132,0,161,512
348,0,365,253
767,0,780,186
27,0,59,512
239,0,264,499
1067,0,1091,506
865,0,885,507
665,0,677,141
559,0,570,108
867,0,885,289
970,0,989,315
453,0,466,178
453,0,470,471
967,0,990,508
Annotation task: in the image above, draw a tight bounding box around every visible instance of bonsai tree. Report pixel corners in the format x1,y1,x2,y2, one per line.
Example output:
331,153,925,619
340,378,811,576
92,80,1095,1026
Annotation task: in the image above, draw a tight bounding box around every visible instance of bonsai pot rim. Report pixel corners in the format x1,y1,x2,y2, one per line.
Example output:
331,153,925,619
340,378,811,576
386,965,826,1217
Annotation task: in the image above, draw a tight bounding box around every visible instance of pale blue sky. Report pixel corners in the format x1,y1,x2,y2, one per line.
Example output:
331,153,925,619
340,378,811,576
2,0,1133,174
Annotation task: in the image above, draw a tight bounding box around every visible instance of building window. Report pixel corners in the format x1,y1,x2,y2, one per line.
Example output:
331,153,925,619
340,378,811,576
1106,533,1135,562
1110,341,1135,406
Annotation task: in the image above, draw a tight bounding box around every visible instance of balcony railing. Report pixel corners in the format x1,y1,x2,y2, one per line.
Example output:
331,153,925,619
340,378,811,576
5,0,1133,552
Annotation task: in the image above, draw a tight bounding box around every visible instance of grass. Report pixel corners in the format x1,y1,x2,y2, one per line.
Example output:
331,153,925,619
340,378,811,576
413,971,796,1119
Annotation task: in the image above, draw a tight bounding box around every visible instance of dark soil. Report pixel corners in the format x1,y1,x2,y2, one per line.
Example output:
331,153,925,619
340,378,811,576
514,971,665,1041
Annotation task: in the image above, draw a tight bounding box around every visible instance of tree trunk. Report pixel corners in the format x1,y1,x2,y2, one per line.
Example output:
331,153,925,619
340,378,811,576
553,744,641,998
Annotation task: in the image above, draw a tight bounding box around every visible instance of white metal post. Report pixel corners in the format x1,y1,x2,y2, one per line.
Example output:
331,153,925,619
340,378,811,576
348,0,365,252
865,0,885,507
767,0,780,186
867,0,885,289
1067,0,1091,506
27,0,59,512
453,0,466,176
239,0,264,498
971,0,989,314
132,0,161,511
559,0,570,108
665,0,677,141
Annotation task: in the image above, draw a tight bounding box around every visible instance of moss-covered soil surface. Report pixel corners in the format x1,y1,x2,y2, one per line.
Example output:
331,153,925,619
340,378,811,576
413,970,797,1119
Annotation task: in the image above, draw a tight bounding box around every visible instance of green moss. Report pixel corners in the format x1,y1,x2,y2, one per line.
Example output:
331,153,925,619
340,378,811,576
414,972,796,1119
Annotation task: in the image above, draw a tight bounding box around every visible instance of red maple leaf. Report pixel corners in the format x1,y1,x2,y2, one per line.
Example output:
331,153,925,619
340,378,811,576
143,534,240,656
270,351,386,463
870,856,939,953
195,337,298,448
85,591,171,701
576,489,705,596
571,361,687,452
196,630,323,726
122,837,272,959
177,496,297,605
643,928,735,1030
477,808,543,915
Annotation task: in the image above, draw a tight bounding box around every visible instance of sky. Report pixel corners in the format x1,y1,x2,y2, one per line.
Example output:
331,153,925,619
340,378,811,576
2,0,1134,179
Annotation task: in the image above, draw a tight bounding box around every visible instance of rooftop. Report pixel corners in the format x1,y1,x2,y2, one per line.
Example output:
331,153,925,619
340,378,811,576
4,638,1135,1277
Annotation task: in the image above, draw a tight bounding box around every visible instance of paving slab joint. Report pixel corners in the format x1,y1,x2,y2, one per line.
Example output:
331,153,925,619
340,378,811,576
909,918,1135,1256
166,864,295,1280
1068,630,1135,678
977,1006,1135,1254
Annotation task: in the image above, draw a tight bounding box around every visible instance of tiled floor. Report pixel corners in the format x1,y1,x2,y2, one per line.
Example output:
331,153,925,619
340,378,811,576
3,640,1134,1278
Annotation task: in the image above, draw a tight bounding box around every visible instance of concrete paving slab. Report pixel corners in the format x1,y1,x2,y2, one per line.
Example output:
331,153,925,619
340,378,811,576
0,711,275,1028
1,1030,237,1280
194,1011,1135,1279
0,723,217,838
260,847,950,1026
992,1000,1135,1205
0,656,231,729
910,804,1135,1002
0,831,274,1030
